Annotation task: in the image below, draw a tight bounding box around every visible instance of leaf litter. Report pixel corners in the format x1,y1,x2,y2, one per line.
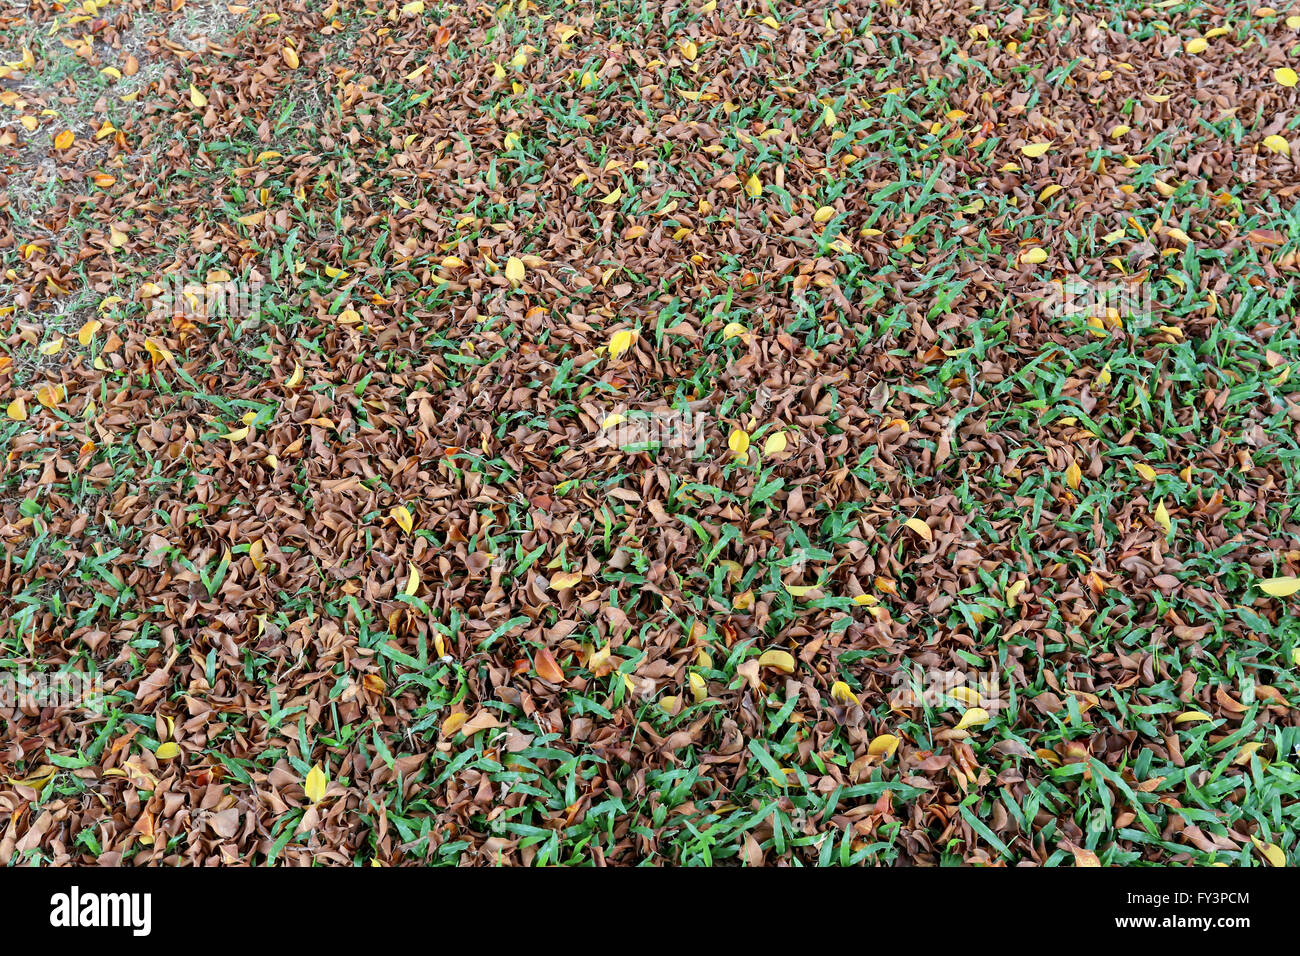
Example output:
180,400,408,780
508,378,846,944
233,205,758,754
1,0,1300,866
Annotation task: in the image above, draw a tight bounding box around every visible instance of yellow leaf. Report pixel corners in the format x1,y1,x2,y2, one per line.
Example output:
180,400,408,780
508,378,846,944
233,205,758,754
658,695,679,715
155,741,181,760
904,517,932,541
1154,499,1171,534
830,681,858,705
504,256,526,285
1260,576,1300,597
404,564,420,596
689,672,707,703
757,649,796,674
390,505,414,534
1174,711,1213,724
717,560,742,584
1020,141,1052,158
6,397,27,421
249,538,266,573
440,712,468,737
1276,67,1298,87
722,322,749,341
597,186,621,204
220,425,250,441
784,584,817,598
39,336,63,356
1264,134,1291,155
1065,460,1082,489
1252,836,1286,866
1006,579,1027,608
587,644,612,674
813,205,835,223
1038,184,1063,202
949,686,982,707
402,0,424,12
77,319,101,345
607,328,637,360
728,428,750,456
1134,461,1157,481
53,129,74,150
36,384,63,409
1020,247,1048,265
763,431,787,455
953,707,990,731
285,363,304,388
1234,741,1266,765
550,571,582,590
867,733,900,758
744,173,762,198
1109,124,1131,138
188,84,207,107
303,763,327,803
144,337,173,363
7,766,56,792
283,45,300,69
1185,37,1208,54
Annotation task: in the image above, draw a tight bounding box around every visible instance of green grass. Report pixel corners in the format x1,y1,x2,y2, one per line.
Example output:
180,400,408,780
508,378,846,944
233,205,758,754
2,0,1300,866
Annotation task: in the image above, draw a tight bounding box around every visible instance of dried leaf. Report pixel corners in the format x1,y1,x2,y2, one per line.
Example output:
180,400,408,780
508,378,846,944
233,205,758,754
757,649,796,673
304,764,327,804
535,647,565,682
953,707,990,731
1260,576,1300,597
904,517,932,541
390,505,414,534
867,733,900,758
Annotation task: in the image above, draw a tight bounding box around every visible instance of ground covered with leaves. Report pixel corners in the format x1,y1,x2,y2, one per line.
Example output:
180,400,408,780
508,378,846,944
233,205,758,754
2,0,1300,867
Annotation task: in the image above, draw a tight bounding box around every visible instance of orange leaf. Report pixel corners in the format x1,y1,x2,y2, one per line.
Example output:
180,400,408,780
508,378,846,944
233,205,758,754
535,647,565,683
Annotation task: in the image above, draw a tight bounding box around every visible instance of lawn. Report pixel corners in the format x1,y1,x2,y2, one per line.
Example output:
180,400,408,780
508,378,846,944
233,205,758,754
1,0,1299,867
